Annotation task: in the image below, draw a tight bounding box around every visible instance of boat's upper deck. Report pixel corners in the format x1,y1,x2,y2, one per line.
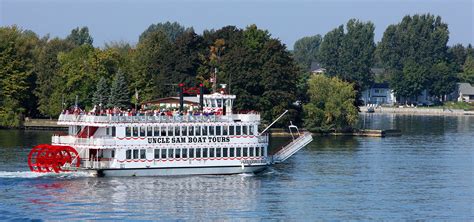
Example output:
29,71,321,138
57,113,261,126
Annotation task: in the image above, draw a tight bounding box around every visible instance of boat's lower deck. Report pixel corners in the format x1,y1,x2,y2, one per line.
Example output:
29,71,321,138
84,164,268,177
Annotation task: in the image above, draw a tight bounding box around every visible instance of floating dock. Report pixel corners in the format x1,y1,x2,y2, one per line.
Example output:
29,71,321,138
271,128,401,137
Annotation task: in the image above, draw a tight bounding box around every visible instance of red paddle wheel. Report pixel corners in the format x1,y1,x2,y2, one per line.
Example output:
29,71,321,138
27,144,80,173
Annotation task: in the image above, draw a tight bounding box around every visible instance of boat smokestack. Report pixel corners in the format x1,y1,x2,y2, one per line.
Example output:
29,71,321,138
199,84,204,111
179,83,184,113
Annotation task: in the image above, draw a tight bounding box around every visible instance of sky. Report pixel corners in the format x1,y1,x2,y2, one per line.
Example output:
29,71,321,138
1,0,473,49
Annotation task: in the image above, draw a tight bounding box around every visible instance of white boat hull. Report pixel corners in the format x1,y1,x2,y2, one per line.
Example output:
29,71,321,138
93,164,268,177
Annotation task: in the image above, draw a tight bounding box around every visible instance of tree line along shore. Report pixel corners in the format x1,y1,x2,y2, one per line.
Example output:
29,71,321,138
1,14,473,131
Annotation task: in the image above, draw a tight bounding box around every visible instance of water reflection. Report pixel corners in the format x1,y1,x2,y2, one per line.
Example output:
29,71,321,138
0,114,473,220
8,175,264,220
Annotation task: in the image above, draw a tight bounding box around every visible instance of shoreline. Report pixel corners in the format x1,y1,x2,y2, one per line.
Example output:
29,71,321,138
359,106,474,116
13,119,402,137
270,129,401,137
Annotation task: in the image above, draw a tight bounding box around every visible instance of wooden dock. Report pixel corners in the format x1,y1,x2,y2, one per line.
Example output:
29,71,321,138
270,128,401,137
23,119,67,131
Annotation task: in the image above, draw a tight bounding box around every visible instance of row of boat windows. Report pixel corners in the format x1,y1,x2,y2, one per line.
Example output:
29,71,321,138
125,125,255,137
125,147,265,159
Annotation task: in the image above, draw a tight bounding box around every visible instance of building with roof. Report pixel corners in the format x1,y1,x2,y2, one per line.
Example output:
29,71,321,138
361,83,396,105
141,96,200,110
457,83,474,102
310,62,326,74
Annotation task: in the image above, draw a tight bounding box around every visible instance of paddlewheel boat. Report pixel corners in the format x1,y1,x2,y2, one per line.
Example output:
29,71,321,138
27,89,313,177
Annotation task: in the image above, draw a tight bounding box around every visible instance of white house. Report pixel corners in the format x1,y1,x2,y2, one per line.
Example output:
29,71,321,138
457,83,474,102
361,83,396,105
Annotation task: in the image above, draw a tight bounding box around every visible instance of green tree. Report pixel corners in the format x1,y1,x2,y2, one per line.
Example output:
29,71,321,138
217,25,298,124
92,77,110,107
108,70,130,109
0,26,38,126
459,55,474,84
293,34,322,70
377,14,450,100
35,37,75,117
66,27,93,46
390,61,429,102
139,21,192,43
339,19,375,90
133,30,173,101
428,62,458,100
54,45,121,112
448,44,467,72
168,31,204,87
319,19,375,91
319,25,344,77
200,26,244,89
303,74,358,131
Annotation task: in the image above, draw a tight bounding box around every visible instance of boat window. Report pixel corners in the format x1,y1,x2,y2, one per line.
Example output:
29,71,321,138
161,149,167,159
189,148,195,158
182,148,187,159
209,148,214,158
236,126,241,135
175,149,181,158
249,125,254,135
106,127,110,135
223,126,228,135
195,126,201,136
209,126,214,135
202,126,208,136
133,149,139,159
154,126,160,137
140,149,146,159
249,147,254,157
154,149,160,159
256,147,260,156
236,147,241,157
243,147,248,157
203,148,208,158
147,127,153,137
182,126,187,136
229,126,234,135
133,127,139,137
175,126,180,137
161,127,166,137
126,127,131,137
216,126,221,136
230,148,235,157
216,148,221,157
112,127,116,137
196,148,201,158
140,127,146,137
168,126,173,137
223,148,228,157
188,125,194,136
242,126,248,135
126,150,132,159
168,148,174,159
261,147,264,156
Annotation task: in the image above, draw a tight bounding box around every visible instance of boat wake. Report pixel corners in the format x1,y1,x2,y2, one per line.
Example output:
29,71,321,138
0,171,93,179
238,172,255,177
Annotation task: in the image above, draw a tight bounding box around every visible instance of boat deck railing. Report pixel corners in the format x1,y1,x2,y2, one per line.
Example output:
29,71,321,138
57,113,260,124
52,135,116,146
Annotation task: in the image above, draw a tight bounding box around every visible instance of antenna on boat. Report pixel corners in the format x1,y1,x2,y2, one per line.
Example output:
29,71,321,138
74,95,78,109
258,110,289,136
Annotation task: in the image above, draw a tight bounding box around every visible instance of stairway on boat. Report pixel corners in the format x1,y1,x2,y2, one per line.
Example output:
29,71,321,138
271,132,313,164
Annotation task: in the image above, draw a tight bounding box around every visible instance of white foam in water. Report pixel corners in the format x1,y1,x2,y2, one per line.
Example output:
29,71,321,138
0,171,94,178
238,172,255,177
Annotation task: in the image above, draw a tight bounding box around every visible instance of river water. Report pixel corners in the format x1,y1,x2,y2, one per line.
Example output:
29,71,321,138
0,114,473,220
